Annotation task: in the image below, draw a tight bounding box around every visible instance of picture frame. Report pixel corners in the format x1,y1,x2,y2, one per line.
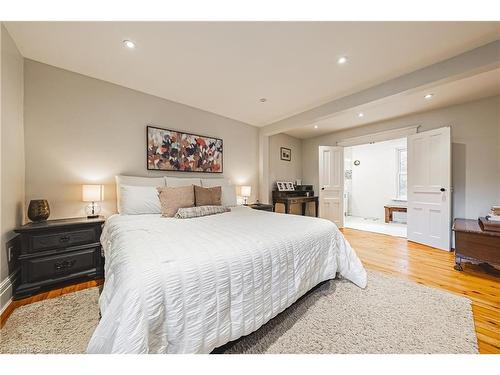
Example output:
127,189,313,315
276,181,295,192
147,125,223,173
280,147,291,161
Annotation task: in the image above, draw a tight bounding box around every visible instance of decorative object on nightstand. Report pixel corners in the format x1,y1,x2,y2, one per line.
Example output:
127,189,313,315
82,184,104,218
247,203,274,212
27,199,50,222
239,185,251,205
14,216,105,299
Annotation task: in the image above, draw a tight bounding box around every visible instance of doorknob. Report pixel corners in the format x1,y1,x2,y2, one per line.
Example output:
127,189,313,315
321,187,325,191
440,188,446,192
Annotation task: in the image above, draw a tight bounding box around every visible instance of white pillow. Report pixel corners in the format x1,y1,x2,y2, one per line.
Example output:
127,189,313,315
115,175,165,213
119,185,161,215
201,178,237,206
165,176,202,187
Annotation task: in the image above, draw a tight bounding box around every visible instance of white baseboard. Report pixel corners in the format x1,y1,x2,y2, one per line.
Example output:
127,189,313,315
0,269,20,314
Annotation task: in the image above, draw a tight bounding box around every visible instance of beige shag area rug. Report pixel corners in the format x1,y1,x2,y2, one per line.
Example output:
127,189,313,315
0,271,478,354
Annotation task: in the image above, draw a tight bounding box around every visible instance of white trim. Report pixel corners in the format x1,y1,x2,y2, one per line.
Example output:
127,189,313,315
0,269,20,314
395,146,408,201
337,125,419,147
0,298,12,316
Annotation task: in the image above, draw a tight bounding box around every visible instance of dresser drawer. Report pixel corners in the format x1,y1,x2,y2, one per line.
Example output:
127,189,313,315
28,228,98,253
22,248,98,283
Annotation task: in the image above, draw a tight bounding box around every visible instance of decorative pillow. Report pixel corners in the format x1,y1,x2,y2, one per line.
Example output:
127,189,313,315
201,178,237,206
115,175,165,213
175,205,230,219
194,185,222,206
119,185,161,215
157,185,195,217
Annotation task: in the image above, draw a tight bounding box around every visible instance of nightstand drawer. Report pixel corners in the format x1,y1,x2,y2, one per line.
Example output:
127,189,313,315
23,247,98,283
29,228,97,253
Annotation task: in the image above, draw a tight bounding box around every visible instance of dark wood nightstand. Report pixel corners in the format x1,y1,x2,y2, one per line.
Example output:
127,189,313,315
13,216,105,300
246,203,274,212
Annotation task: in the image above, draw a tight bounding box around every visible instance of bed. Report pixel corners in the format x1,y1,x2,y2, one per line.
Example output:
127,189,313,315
86,204,367,354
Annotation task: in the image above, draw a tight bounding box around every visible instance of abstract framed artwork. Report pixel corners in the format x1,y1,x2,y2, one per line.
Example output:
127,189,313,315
280,147,291,161
147,125,223,173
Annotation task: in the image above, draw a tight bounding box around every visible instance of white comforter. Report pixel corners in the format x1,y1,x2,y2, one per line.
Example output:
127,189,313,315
87,207,367,354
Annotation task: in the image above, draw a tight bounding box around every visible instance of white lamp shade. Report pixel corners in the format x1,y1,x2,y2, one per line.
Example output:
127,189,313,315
240,185,251,198
82,184,104,202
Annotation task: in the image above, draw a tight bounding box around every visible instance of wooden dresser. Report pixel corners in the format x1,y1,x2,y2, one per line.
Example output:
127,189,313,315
452,218,500,271
14,217,105,299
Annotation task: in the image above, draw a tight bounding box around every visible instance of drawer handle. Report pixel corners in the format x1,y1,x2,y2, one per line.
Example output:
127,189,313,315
54,260,76,271
59,235,70,243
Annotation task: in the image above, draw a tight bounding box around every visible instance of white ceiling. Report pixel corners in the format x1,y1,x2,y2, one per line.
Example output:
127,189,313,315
5,22,500,127
285,67,500,139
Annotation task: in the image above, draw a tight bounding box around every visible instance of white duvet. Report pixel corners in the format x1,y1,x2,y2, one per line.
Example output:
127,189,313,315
87,206,367,354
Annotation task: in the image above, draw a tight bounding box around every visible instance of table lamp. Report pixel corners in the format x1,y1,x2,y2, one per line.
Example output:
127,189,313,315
82,184,103,218
240,185,251,205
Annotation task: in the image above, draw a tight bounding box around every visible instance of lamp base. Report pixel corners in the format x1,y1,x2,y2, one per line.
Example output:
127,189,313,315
85,202,101,218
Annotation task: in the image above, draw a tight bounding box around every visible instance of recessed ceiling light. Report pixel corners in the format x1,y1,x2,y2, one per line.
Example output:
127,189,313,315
358,112,364,118
314,125,319,129
424,93,434,100
259,98,267,103
337,56,348,65
123,40,136,49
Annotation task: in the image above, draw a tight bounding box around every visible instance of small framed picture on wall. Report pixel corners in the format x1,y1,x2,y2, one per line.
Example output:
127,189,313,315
280,147,291,161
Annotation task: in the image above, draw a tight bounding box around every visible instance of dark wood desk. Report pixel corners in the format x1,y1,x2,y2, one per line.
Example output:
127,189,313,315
272,196,319,217
452,218,500,271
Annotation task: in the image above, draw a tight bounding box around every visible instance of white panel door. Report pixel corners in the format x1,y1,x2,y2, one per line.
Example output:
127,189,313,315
407,127,451,250
319,146,344,228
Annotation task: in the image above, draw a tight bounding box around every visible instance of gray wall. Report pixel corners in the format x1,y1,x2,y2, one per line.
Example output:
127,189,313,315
24,60,259,220
1,25,25,311
302,95,500,220
269,133,302,189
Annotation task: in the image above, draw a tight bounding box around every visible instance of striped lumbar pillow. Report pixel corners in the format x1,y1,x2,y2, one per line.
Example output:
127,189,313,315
174,205,230,219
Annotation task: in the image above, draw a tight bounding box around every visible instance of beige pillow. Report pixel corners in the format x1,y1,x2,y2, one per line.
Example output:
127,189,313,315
157,185,195,217
194,185,222,206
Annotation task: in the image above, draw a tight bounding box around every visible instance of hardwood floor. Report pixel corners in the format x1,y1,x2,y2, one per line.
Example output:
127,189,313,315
0,280,103,329
342,227,500,354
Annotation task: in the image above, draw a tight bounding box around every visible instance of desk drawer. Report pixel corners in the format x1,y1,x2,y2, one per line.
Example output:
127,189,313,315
455,232,500,264
29,228,97,253
23,248,98,283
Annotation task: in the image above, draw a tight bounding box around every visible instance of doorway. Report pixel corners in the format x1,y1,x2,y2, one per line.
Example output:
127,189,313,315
318,126,451,249
343,138,408,237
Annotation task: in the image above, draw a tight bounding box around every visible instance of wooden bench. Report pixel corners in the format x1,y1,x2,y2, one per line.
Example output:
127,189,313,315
384,205,407,223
